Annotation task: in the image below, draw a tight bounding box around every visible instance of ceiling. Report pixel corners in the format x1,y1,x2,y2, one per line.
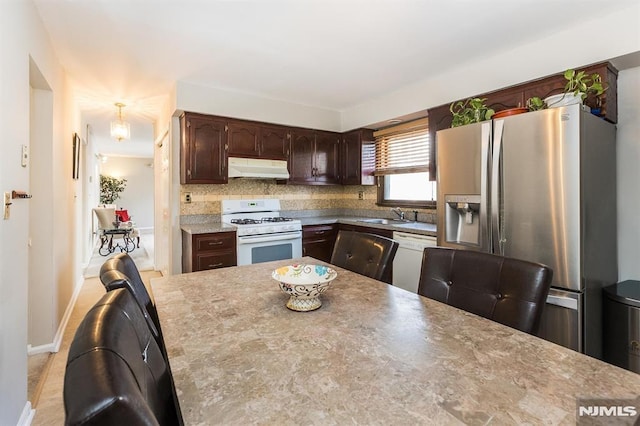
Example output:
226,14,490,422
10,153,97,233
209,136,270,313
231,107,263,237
33,0,638,157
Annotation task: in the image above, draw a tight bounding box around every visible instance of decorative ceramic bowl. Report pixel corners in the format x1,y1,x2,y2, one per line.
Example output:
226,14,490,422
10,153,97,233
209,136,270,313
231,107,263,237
272,264,337,312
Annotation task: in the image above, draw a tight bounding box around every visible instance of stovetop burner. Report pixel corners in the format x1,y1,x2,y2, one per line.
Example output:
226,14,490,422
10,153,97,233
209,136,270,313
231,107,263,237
230,219,260,225
230,217,295,225
261,217,294,222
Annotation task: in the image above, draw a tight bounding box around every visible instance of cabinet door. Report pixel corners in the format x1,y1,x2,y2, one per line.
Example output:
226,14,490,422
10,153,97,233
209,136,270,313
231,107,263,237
341,130,361,185
260,125,290,160
342,129,375,186
228,120,260,158
289,128,316,184
314,131,340,185
181,113,228,184
302,224,338,262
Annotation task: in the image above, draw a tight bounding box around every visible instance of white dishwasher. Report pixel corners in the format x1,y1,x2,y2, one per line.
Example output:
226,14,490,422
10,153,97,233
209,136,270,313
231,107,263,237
392,231,437,293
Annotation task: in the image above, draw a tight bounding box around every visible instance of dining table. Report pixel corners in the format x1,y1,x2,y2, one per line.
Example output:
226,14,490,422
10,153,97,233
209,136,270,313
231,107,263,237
151,257,640,425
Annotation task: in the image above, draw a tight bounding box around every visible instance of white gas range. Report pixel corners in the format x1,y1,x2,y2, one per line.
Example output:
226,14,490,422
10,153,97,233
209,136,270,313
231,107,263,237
221,199,302,265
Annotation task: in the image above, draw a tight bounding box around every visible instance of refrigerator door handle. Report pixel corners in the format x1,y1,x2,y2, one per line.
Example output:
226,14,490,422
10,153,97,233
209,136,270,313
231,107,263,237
491,120,505,255
481,122,491,251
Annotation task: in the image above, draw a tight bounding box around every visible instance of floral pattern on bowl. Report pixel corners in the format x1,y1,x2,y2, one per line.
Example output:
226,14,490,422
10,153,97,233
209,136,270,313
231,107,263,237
272,264,337,311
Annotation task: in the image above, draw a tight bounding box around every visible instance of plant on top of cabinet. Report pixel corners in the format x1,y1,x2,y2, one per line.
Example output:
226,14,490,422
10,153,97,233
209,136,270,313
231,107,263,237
545,68,606,108
563,69,606,100
526,96,546,111
450,98,495,128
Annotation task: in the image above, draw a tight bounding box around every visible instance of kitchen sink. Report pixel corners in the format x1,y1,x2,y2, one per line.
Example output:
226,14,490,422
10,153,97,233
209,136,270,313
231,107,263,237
358,218,391,224
357,218,413,225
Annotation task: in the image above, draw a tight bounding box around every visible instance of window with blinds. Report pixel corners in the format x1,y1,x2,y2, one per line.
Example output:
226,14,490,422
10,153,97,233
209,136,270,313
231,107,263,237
373,118,429,175
373,117,436,207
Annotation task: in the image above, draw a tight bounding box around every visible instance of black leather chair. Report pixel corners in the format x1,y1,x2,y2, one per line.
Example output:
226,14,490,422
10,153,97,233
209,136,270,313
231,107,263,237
330,231,399,281
64,289,182,425
99,253,161,341
417,247,553,334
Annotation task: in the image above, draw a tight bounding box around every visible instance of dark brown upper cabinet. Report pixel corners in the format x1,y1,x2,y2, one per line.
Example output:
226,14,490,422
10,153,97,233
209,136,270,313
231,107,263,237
313,131,341,185
180,111,372,186
227,120,260,157
259,124,290,161
341,129,375,186
289,129,340,185
180,112,228,184
427,62,618,158
289,128,316,184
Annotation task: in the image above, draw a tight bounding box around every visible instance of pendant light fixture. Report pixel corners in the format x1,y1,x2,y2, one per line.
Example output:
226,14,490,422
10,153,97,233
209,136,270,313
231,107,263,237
110,102,130,142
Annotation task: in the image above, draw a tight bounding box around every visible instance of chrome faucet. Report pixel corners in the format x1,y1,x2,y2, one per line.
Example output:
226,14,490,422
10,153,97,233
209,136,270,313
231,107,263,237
391,207,405,220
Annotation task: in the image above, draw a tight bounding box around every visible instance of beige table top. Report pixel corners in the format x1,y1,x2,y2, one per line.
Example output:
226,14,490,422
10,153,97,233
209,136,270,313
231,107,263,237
152,257,640,425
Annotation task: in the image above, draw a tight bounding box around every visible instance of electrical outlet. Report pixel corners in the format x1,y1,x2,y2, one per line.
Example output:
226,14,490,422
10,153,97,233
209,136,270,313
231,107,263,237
358,191,364,200
184,192,192,203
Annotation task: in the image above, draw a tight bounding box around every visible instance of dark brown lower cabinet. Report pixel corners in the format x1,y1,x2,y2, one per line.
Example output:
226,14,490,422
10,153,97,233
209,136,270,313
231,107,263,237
182,231,237,273
302,224,338,263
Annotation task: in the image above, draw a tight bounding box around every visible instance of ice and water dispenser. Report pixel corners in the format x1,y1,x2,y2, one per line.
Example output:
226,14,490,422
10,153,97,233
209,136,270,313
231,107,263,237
444,195,481,247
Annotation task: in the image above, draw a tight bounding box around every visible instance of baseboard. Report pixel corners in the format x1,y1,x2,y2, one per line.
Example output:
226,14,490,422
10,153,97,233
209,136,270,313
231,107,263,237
17,401,35,426
28,272,84,355
52,273,85,352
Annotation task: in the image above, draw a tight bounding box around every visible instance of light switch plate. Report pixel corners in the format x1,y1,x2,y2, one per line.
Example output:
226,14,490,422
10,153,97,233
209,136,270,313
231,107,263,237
21,145,28,167
3,192,11,220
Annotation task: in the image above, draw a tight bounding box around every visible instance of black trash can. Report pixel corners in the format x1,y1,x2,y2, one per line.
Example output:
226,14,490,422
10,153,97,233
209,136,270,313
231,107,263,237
603,280,640,374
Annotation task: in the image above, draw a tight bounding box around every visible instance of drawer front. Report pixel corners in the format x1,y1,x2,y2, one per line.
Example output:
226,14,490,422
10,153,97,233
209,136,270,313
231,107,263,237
303,224,338,241
195,251,236,271
194,232,235,252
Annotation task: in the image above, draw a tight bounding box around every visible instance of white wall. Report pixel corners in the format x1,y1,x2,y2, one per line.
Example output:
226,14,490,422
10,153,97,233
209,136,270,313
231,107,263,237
100,157,155,229
175,80,342,131
340,2,640,130
617,67,640,280
0,1,76,424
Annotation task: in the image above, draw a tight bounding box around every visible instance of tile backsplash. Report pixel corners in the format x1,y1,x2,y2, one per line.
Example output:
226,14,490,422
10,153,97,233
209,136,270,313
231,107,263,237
180,180,436,222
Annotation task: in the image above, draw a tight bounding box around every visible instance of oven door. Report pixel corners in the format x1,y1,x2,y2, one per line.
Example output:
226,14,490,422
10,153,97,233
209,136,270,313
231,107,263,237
237,231,302,265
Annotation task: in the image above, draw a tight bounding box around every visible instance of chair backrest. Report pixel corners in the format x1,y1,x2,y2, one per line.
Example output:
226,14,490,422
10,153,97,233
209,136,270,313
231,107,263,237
93,207,116,230
64,289,182,425
99,253,160,339
417,247,553,334
330,231,399,281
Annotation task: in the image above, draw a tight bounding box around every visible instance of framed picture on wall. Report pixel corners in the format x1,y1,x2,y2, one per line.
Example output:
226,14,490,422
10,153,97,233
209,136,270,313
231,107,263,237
72,132,80,180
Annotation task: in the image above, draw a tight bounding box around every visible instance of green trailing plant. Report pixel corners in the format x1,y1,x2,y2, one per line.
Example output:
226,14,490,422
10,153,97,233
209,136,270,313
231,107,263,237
450,98,495,128
100,175,127,204
526,96,546,111
563,69,605,101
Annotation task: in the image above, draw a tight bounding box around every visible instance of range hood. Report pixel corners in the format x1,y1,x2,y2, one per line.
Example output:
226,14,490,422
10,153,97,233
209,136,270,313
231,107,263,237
227,157,290,179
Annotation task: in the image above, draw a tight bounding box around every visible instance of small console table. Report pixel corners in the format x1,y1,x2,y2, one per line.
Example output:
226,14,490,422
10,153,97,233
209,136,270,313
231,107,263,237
99,227,136,256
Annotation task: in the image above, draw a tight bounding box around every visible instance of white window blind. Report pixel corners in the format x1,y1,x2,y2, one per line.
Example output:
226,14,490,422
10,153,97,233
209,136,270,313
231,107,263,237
373,118,429,175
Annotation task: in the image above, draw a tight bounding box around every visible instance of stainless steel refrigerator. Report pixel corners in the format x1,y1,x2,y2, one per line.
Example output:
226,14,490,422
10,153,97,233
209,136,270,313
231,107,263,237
435,103,617,358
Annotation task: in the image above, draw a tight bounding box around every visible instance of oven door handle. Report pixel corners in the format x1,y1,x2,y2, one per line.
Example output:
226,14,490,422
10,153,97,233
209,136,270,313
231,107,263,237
237,231,302,244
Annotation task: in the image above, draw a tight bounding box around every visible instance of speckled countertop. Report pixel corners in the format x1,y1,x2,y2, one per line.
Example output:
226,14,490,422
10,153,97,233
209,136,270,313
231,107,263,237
181,216,437,237
152,257,640,425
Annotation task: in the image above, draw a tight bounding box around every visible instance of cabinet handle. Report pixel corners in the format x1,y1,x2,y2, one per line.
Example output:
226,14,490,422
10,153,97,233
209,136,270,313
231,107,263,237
314,231,325,235
208,262,223,268
208,241,223,246
225,125,228,132
187,169,191,177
